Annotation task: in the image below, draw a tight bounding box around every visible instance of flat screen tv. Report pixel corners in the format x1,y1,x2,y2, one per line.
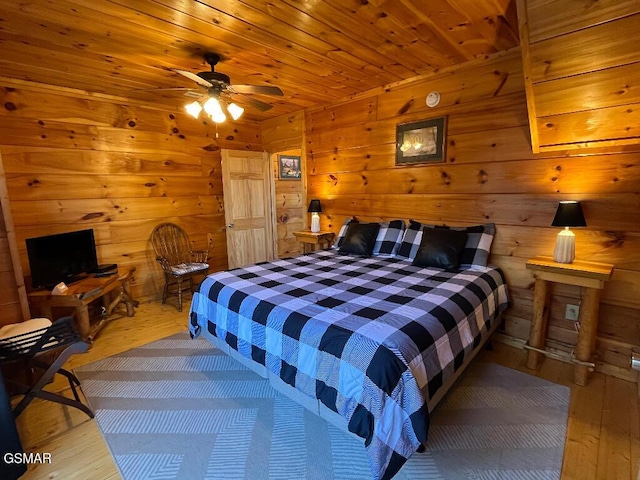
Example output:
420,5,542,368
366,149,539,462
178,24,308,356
26,229,99,289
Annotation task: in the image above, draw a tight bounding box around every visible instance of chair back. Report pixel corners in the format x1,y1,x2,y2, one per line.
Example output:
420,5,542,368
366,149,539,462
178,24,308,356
150,223,192,267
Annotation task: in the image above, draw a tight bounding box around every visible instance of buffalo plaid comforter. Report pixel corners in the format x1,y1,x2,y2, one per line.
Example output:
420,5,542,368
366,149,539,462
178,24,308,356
189,250,509,480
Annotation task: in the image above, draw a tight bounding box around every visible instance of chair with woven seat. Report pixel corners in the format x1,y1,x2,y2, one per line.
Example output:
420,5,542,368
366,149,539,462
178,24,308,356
150,222,210,312
0,316,93,419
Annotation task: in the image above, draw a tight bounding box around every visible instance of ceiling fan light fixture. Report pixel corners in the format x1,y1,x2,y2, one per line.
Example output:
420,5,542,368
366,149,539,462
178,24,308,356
185,100,202,118
176,53,282,121
227,102,244,120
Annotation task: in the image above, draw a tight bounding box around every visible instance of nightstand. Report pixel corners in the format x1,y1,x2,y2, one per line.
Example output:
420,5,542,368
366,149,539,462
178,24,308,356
293,231,335,253
525,256,613,386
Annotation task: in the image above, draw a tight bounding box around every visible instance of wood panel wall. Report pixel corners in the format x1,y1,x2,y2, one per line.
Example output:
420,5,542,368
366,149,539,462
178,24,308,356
0,81,262,310
0,199,22,327
304,48,640,382
517,0,640,152
261,112,306,257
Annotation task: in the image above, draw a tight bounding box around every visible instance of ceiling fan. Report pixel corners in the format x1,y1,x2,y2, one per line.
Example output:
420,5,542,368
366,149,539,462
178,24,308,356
172,53,284,122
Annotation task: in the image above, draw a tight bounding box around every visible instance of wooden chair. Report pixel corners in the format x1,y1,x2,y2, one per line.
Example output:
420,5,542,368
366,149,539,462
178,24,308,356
150,223,209,312
0,316,94,419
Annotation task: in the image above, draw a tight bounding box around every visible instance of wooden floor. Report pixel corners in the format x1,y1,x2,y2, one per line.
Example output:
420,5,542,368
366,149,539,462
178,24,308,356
12,301,640,480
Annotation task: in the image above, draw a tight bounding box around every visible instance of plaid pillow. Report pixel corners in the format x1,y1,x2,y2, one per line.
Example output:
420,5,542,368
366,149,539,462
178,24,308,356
372,219,406,256
395,220,424,260
396,220,496,268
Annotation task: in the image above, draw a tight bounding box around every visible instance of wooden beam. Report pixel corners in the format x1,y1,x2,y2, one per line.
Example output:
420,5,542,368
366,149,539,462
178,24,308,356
0,149,31,321
515,0,540,153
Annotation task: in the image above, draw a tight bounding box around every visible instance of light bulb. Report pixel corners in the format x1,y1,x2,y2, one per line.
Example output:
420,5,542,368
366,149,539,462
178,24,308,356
227,102,244,120
185,101,202,118
211,111,226,123
203,97,220,115
203,97,226,123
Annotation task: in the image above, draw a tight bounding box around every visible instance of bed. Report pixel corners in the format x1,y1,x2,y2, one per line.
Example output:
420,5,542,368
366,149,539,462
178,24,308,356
189,220,509,480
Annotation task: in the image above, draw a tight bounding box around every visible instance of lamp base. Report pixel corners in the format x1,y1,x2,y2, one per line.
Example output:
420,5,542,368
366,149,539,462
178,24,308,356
310,213,320,233
554,228,575,263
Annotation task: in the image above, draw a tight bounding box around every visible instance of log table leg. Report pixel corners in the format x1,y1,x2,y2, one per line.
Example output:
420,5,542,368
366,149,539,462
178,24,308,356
121,277,136,317
574,287,601,386
527,277,551,370
75,306,91,340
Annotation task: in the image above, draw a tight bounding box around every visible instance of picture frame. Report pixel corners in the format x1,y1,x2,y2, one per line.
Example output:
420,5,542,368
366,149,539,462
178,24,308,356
395,116,447,166
278,154,302,179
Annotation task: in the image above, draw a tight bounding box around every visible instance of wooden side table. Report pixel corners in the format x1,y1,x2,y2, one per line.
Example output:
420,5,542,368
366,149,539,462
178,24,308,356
525,256,613,386
293,231,335,253
27,267,137,342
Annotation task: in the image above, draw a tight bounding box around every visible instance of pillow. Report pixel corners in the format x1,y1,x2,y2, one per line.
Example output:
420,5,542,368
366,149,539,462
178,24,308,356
435,223,496,268
334,218,405,256
396,220,496,267
333,217,357,249
338,222,380,256
412,228,468,270
395,220,424,260
372,219,406,256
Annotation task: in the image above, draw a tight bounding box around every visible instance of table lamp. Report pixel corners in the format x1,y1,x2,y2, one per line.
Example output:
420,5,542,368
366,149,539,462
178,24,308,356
551,201,586,263
308,199,322,233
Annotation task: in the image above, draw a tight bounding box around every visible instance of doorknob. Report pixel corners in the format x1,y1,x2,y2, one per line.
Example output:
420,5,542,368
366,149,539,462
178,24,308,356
226,223,234,228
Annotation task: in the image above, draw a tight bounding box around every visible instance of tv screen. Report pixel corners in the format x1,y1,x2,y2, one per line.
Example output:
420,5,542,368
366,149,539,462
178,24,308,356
26,229,99,289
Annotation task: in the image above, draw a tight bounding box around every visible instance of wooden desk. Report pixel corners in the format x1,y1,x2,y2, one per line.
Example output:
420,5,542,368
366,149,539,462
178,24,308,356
525,256,613,386
293,231,335,253
27,267,137,342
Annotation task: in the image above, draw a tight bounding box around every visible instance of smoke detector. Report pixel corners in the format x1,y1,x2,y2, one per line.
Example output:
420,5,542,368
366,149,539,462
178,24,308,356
426,91,440,108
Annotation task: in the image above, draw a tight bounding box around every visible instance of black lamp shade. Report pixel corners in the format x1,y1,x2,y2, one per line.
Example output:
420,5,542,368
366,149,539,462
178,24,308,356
551,201,586,227
308,199,322,213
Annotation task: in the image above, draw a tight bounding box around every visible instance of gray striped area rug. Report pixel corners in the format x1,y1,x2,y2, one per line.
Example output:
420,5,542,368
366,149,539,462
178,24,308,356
75,333,569,480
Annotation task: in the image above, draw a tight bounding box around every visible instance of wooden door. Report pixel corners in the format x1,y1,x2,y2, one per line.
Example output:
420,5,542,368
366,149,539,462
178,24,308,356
221,150,276,269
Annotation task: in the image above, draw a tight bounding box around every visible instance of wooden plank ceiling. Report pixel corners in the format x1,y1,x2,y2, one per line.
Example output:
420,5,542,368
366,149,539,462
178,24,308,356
0,0,519,121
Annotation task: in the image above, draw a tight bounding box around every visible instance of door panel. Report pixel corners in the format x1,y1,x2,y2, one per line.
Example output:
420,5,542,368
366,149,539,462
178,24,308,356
221,150,275,269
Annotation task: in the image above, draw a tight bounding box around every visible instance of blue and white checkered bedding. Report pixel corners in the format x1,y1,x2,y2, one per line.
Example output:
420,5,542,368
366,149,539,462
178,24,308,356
189,250,509,480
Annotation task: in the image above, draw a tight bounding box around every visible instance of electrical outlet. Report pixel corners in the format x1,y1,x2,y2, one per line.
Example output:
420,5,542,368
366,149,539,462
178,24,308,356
565,304,580,321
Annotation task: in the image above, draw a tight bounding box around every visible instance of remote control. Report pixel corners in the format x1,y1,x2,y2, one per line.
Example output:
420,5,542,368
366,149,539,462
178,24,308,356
95,271,116,277
79,288,102,300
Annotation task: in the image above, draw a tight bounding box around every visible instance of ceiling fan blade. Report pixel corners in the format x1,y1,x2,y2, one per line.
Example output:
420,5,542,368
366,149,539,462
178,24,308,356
132,86,193,92
231,94,274,112
230,84,284,96
173,69,213,88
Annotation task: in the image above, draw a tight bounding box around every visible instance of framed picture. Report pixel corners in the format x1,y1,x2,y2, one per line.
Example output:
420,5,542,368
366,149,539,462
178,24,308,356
278,154,302,179
395,116,447,166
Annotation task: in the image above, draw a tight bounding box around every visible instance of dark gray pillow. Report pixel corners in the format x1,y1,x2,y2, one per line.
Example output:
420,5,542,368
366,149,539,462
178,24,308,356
338,222,380,256
412,228,468,270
